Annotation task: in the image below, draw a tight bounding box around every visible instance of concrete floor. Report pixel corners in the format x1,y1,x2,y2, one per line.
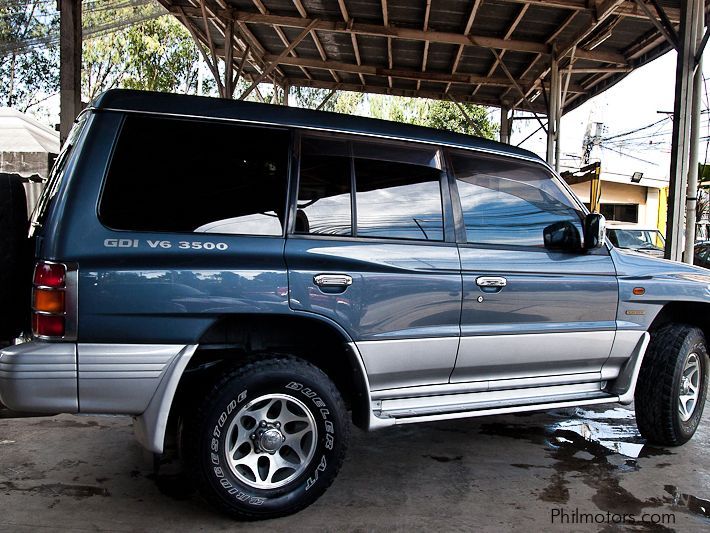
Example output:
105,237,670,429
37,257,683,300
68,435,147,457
0,404,708,532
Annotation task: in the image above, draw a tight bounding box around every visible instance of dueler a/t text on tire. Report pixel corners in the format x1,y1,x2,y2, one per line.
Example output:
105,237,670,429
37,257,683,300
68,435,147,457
183,355,349,520
635,324,709,446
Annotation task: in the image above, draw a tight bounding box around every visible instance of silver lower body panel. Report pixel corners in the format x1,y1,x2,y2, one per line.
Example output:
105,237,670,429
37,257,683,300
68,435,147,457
0,341,193,416
0,341,78,413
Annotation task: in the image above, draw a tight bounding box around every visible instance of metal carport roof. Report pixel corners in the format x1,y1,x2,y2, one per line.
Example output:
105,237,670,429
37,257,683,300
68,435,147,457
156,0,705,114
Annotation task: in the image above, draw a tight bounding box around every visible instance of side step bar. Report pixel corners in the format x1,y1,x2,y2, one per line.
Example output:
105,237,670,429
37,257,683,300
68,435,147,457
383,395,618,426
375,382,614,420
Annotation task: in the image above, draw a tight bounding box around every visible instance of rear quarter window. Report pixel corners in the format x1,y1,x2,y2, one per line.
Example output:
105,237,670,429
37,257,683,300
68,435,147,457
99,115,290,236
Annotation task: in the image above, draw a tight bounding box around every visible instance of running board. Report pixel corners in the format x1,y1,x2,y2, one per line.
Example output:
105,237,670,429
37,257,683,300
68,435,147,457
382,395,618,425
373,383,618,425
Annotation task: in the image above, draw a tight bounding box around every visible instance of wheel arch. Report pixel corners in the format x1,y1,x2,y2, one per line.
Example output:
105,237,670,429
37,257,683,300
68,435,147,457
145,312,373,454
648,301,710,342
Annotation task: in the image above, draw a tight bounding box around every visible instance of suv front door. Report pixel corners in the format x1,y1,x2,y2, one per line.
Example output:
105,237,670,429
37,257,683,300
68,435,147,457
447,150,618,386
285,135,462,392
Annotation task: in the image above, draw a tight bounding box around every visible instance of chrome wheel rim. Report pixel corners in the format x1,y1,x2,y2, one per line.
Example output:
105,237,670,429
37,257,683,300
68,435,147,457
224,393,317,489
678,353,701,422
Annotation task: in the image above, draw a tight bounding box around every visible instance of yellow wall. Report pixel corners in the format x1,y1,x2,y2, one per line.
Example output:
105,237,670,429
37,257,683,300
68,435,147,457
569,181,663,229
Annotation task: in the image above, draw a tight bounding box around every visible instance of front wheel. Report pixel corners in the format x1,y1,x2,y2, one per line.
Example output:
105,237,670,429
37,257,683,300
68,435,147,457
183,355,349,520
635,324,709,446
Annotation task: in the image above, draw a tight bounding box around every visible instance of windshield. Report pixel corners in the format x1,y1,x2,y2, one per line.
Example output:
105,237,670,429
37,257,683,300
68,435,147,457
29,112,88,237
608,229,665,250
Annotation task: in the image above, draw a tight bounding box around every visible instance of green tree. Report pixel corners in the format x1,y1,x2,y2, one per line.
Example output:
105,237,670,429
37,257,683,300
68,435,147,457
82,14,211,100
368,95,497,139
0,1,58,112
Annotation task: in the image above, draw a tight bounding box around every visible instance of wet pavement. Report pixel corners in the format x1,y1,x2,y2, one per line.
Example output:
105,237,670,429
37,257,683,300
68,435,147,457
0,403,708,532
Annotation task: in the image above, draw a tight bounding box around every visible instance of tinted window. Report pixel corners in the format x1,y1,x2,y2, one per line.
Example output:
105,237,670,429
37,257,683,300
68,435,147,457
297,138,352,235
100,116,289,235
450,152,582,247
355,158,443,241
296,137,445,241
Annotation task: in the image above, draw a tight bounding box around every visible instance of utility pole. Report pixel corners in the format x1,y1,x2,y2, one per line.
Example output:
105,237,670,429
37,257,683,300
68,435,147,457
59,0,82,146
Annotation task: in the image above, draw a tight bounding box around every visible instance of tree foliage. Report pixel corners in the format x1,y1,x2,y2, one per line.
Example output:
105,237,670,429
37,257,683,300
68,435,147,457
369,95,497,139
83,13,211,101
293,89,495,139
0,1,58,112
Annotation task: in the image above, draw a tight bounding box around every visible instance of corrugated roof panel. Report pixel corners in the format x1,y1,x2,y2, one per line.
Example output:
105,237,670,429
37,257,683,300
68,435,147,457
159,0,700,114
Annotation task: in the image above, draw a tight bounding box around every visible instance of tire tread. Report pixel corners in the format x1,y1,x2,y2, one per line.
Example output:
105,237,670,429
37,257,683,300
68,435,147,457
182,354,349,520
634,323,704,446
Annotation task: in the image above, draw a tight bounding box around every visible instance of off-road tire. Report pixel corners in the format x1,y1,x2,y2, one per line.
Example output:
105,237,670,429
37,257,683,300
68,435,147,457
635,324,708,446
0,173,29,341
182,355,349,520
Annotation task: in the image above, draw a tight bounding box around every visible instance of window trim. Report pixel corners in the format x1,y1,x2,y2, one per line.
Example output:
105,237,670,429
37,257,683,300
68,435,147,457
444,147,592,252
290,129,454,244
97,112,292,238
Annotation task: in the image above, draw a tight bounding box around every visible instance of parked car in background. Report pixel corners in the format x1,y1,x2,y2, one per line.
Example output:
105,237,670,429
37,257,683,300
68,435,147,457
694,243,710,269
606,224,666,258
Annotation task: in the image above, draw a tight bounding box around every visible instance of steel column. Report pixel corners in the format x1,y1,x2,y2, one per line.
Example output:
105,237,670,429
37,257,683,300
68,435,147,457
666,0,702,261
500,106,510,144
546,58,560,167
59,0,81,146
684,11,705,263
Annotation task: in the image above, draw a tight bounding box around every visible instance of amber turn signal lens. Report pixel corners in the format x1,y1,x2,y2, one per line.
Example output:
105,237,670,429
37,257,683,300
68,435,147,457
33,288,65,313
32,313,65,337
632,287,645,295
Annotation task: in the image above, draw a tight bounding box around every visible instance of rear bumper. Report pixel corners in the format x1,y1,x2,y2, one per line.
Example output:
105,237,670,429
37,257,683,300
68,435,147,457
0,341,78,413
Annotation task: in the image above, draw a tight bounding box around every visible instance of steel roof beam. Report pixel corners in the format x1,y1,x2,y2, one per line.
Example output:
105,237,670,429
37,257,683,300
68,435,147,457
445,0,483,94
473,3,530,97
171,8,628,64
239,19,318,99
263,53,585,93
291,0,341,83
251,0,312,81
503,0,680,22
291,77,547,112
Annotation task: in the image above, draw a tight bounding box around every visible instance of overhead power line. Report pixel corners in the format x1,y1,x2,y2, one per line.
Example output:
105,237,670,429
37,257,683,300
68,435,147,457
1,0,165,56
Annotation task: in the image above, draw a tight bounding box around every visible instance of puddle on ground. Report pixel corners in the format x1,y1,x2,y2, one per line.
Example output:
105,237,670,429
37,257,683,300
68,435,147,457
547,407,648,459
664,485,710,520
479,406,685,519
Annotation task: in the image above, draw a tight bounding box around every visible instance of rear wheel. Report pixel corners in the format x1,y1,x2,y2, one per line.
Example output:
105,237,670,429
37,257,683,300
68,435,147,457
183,355,349,520
635,324,708,446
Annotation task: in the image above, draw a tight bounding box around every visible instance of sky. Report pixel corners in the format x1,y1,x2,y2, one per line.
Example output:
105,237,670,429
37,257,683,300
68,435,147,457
510,50,705,185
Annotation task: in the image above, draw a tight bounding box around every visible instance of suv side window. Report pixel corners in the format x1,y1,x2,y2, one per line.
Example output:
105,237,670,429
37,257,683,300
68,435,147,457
100,115,289,235
296,135,445,242
297,137,352,236
449,151,583,248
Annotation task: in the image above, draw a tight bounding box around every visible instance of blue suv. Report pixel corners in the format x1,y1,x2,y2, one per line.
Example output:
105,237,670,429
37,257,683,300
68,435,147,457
0,90,707,519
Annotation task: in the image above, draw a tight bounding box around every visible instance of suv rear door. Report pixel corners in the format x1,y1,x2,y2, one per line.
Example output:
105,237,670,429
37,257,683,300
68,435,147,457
285,134,462,391
447,149,618,385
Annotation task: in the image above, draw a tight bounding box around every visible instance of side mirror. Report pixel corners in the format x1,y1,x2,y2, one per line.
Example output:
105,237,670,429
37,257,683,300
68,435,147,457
583,213,606,249
544,220,582,252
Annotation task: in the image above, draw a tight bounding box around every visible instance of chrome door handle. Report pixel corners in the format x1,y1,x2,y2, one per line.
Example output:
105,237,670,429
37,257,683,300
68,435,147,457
476,276,507,288
314,274,353,287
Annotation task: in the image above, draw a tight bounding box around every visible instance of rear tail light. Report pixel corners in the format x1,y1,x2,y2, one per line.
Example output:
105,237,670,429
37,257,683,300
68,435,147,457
32,261,67,338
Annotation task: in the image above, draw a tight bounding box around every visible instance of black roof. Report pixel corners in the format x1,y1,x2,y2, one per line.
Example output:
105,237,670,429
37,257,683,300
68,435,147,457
92,89,543,163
